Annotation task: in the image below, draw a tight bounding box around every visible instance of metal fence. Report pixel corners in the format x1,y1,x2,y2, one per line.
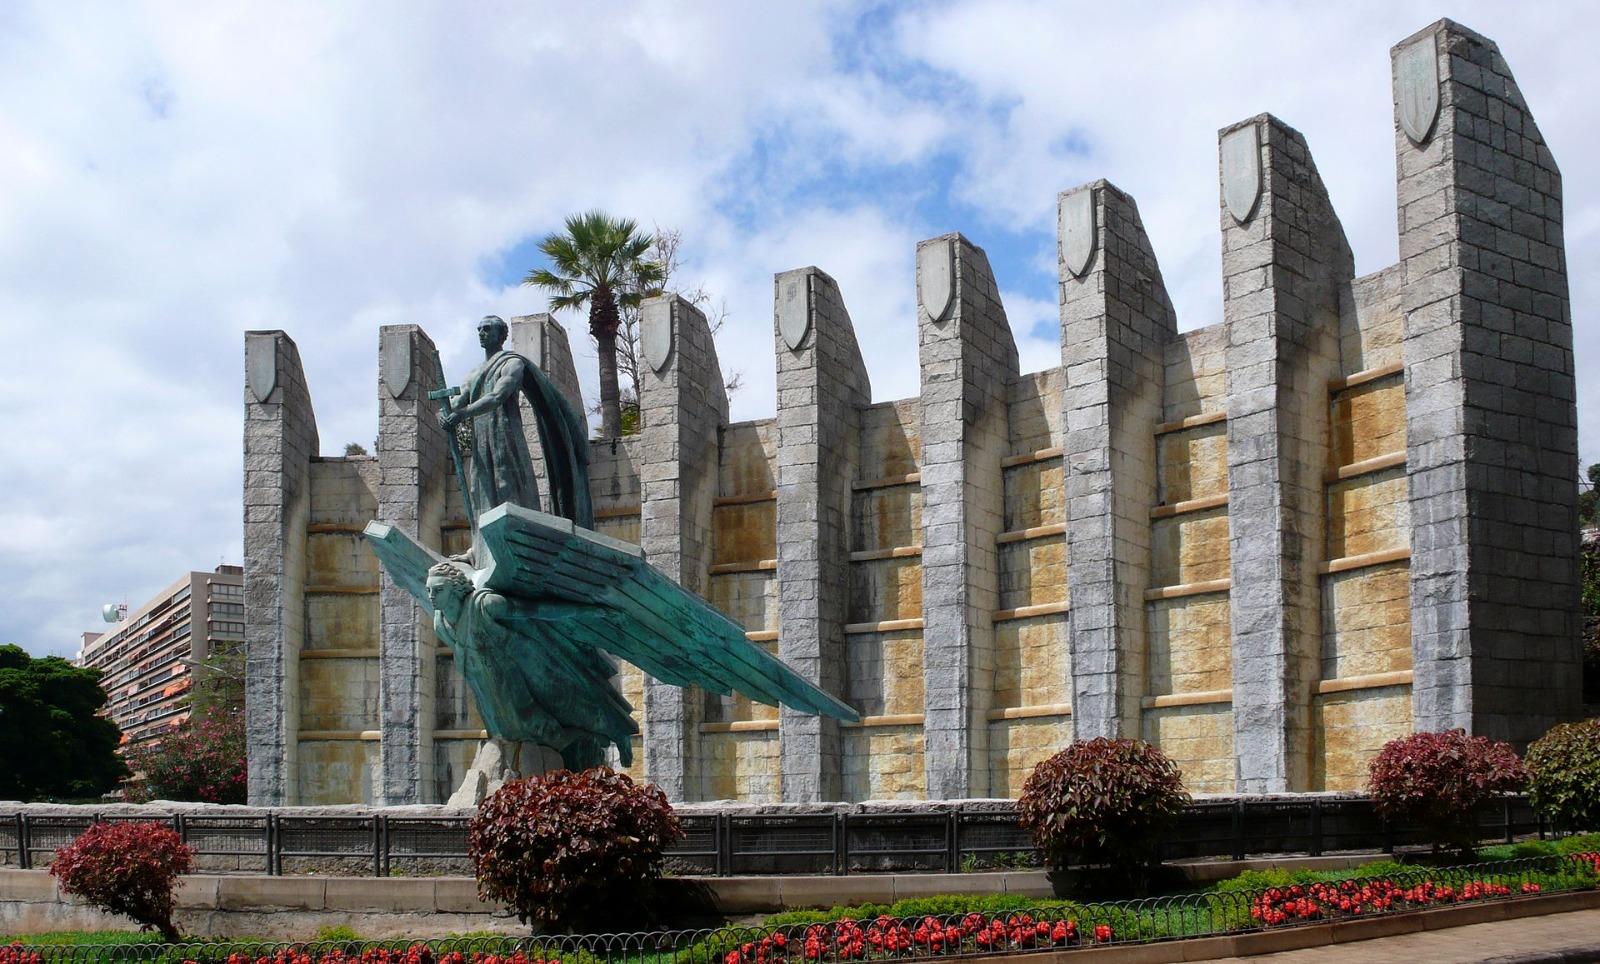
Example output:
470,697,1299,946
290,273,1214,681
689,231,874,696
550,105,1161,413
4,852,1596,962
0,795,1546,878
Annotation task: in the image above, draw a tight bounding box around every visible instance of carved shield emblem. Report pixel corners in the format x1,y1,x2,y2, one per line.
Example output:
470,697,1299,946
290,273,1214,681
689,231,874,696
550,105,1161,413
642,301,674,373
1397,33,1440,145
1060,188,1096,279
1221,123,1261,224
245,332,277,402
380,331,413,399
918,238,954,324
778,274,810,351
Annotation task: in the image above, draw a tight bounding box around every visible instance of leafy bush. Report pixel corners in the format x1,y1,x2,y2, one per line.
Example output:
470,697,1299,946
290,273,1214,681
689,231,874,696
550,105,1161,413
47,821,194,941
124,706,247,804
1526,718,1600,833
1017,738,1189,891
1367,729,1527,858
467,767,681,932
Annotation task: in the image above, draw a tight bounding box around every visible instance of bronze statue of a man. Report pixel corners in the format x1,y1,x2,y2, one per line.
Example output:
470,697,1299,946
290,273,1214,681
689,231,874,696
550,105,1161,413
438,316,593,557
439,316,540,526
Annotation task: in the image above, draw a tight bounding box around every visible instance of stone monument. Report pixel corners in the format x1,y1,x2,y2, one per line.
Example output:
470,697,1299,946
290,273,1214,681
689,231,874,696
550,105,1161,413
361,316,858,803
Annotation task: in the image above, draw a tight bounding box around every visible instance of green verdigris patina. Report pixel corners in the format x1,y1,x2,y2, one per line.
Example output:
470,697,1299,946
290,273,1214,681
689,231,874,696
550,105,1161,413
365,316,857,778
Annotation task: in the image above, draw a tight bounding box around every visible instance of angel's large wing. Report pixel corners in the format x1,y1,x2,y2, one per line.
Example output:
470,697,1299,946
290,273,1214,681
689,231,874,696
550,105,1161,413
477,503,860,723
363,521,446,616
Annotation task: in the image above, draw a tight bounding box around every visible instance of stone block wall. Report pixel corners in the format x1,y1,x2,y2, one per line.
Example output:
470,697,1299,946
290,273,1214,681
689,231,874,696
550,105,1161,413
246,19,1580,806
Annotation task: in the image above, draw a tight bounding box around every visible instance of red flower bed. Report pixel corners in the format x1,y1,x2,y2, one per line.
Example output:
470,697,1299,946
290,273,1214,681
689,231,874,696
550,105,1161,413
1250,876,1544,927
202,952,559,964
724,913,1114,964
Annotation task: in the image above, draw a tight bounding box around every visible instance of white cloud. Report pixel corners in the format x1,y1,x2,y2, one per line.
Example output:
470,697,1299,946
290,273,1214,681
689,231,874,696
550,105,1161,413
0,1,1595,657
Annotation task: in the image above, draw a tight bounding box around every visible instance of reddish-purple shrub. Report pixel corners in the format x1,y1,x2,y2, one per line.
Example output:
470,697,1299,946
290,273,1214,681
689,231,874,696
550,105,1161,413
467,767,682,932
48,821,194,940
1017,738,1189,887
124,706,247,804
1367,729,1528,857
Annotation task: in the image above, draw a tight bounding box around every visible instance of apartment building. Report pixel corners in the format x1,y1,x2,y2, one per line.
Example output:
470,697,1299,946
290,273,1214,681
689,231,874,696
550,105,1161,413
78,565,244,746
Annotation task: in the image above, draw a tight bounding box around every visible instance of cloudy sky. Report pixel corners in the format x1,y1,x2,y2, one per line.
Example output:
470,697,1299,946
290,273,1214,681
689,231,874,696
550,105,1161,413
2,1,1595,657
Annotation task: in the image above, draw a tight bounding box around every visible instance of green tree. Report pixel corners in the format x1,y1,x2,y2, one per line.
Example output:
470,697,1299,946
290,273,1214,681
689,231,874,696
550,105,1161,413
524,211,664,440
1580,462,1598,531
0,644,126,800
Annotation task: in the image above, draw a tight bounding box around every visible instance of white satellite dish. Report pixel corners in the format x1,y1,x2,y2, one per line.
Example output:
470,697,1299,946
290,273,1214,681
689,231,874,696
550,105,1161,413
102,603,127,623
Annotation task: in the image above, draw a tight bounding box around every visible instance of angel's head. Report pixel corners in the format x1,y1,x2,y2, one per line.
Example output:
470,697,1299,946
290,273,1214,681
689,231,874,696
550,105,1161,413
425,562,474,621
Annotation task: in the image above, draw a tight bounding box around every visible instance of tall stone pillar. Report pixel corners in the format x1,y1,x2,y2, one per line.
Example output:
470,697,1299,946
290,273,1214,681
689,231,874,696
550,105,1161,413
917,234,1018,800
1220,115,1351,792
1392,20,1580,741
509,314,585,501
638,294,728,799
1059,181,1176,740
773,267,870,802
375,325,449,804
244,331,319,806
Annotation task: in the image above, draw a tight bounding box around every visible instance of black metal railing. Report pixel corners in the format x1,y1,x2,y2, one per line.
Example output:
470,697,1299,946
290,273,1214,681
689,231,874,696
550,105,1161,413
3,853,1596,963
0,795,1547,878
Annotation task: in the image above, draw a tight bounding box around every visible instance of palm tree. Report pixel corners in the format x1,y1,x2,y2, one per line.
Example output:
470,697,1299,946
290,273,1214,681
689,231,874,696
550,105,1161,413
525,211,664,439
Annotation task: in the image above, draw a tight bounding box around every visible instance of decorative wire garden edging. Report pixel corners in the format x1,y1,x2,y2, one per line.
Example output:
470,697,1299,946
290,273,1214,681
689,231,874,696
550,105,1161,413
4,853,1598,964
0,796,1547,877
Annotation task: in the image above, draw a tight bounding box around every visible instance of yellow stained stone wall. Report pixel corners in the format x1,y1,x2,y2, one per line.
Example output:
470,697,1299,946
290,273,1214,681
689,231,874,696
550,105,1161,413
1313,686,1412,790
998,539,1066,610
298,740,377,804
1147,595,1232,695
702,731,781,801
1002,461,1064,531
850,557,922,623
1326,470,1409,558
299,659,379,731
846,399,926,796
299,460,381,805
1007,369,1064,452
1162,326,1228,421
994,617,1069,709
847,628,924,717
702,420,781,800
1144,355,1234,788
1151,509,1231,586
720,421,778,492
1158,425,1229,504
706,571,778,727
1142,705,1233,793
1317,278,1413,791
1321,563,1412,679
859,400,921,476
1331,378,1406,467
854,487,921,551
843,726,925,800
988,716,1072,797
1340,265,1404,373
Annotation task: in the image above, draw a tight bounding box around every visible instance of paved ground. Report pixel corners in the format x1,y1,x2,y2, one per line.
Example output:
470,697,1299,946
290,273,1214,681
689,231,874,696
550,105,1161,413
1206,908,1600,962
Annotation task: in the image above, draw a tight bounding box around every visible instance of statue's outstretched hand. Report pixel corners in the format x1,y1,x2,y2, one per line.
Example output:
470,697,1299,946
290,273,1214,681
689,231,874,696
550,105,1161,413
439,409,463,431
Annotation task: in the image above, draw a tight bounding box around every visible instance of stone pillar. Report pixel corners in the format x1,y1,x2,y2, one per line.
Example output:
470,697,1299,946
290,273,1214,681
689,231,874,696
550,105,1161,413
917,234,1018,800
1220,115,1351,792
375,325,449,804
774,267,870,802
1393,20,1580,741
1059,181,1176,740
509,314,585,502
243,330,319,806
637,294,728,799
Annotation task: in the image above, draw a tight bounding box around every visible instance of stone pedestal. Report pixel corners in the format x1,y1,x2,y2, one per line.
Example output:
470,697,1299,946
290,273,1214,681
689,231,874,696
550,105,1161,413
444,739,567,808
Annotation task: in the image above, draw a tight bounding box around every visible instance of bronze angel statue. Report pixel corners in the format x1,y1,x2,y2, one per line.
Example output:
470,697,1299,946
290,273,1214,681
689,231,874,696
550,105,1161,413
365,316,855,781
